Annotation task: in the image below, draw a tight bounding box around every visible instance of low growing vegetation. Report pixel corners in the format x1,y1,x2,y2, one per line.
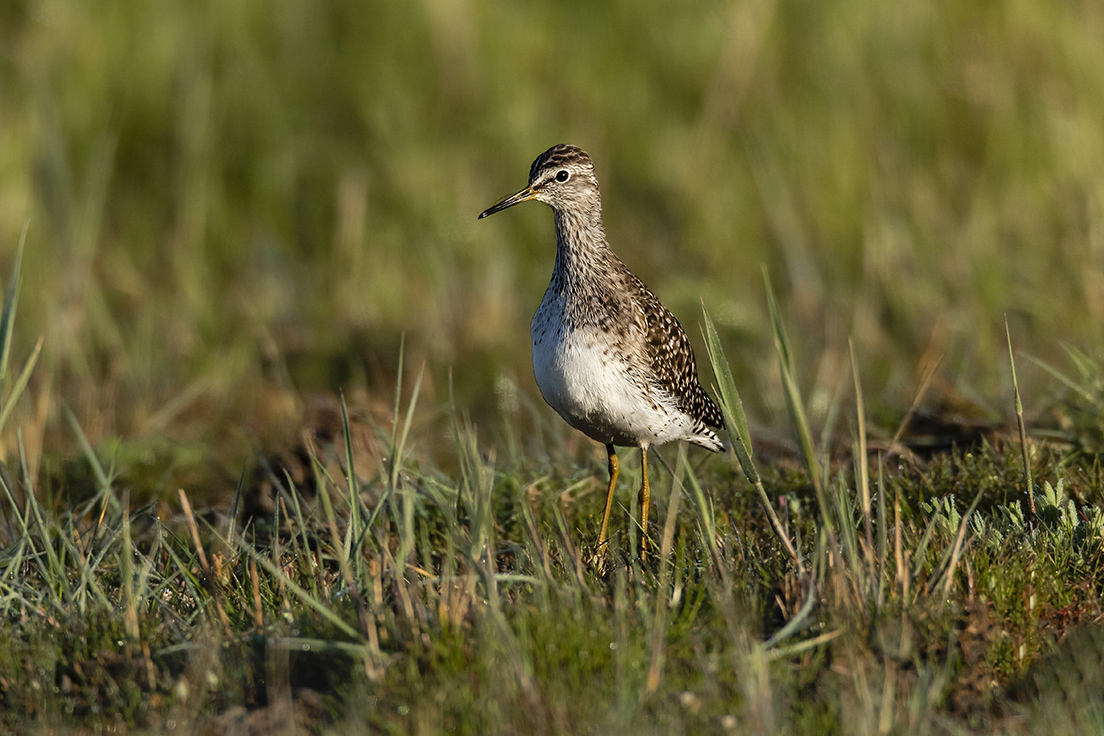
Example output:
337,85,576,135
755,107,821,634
1,255,1102,733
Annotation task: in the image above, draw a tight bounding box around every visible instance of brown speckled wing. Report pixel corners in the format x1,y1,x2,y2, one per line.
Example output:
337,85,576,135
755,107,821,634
631,276,725,430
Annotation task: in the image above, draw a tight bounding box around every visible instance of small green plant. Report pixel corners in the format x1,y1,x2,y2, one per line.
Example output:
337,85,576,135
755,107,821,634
922,495,962,537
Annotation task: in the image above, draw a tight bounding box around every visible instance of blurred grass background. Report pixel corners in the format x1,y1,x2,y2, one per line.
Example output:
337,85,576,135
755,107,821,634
1,0,1102,480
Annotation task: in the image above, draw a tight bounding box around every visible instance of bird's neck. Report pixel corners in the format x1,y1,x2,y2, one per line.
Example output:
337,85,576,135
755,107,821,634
552,206,609,287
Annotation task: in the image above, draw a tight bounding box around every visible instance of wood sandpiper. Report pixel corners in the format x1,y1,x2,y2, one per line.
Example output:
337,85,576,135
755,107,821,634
479,143,725,558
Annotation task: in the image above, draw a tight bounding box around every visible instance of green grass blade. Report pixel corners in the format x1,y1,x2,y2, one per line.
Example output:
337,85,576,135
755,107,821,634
763,269,833,569
283,470,319,597
19,434,67,604
700,305,754,467
1023,353,1096,404
763,268,823,495
1006,317,1034,515
929,487,986,601
388,334,406,489
0,221,28,385
680,455,720,570
909,507,943,588
63,404,116,510
701,304,803,572
243,544,363,641
225,467,245,549
340,391,361,571
763,574,817,649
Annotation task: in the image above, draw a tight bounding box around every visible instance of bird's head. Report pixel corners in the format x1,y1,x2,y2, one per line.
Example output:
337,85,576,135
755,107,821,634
479,144,600,219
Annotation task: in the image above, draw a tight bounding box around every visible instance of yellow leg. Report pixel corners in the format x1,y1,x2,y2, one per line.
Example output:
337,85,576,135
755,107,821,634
640,445,651,558
596,443,619,553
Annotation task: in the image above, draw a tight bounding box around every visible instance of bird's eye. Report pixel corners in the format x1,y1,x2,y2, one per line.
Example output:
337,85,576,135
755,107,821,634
556,170,570,182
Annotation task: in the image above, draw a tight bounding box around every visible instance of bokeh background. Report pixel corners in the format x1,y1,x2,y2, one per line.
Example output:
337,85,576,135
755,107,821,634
1,0,1102,483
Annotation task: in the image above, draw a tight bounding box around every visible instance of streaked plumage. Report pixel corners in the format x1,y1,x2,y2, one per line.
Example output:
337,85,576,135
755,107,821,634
479,144,724,557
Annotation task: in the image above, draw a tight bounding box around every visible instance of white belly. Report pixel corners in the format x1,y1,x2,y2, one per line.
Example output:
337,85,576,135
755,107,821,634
530,319,694,448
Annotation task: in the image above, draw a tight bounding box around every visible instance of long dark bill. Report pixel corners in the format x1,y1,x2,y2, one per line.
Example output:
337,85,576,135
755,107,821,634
478,186,537,219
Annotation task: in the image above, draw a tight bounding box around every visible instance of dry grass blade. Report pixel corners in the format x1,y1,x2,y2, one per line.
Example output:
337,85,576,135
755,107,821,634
889,354,944,453
178,488,210,572
894,483,908,599
249,557,263,630
876,455,888,608
178,488,231,635
850,339,875,595
120,490,140,643
767,628,843,661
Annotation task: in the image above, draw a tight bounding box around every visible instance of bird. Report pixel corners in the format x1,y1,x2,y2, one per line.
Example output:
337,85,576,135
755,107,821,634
478,143,725,559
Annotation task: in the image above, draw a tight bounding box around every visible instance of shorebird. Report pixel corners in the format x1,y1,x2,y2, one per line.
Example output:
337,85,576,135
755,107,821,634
478,143,725,558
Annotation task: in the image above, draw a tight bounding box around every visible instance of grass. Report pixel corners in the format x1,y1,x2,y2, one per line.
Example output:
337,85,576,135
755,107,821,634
1,0,1104,732
1,252,1103,731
